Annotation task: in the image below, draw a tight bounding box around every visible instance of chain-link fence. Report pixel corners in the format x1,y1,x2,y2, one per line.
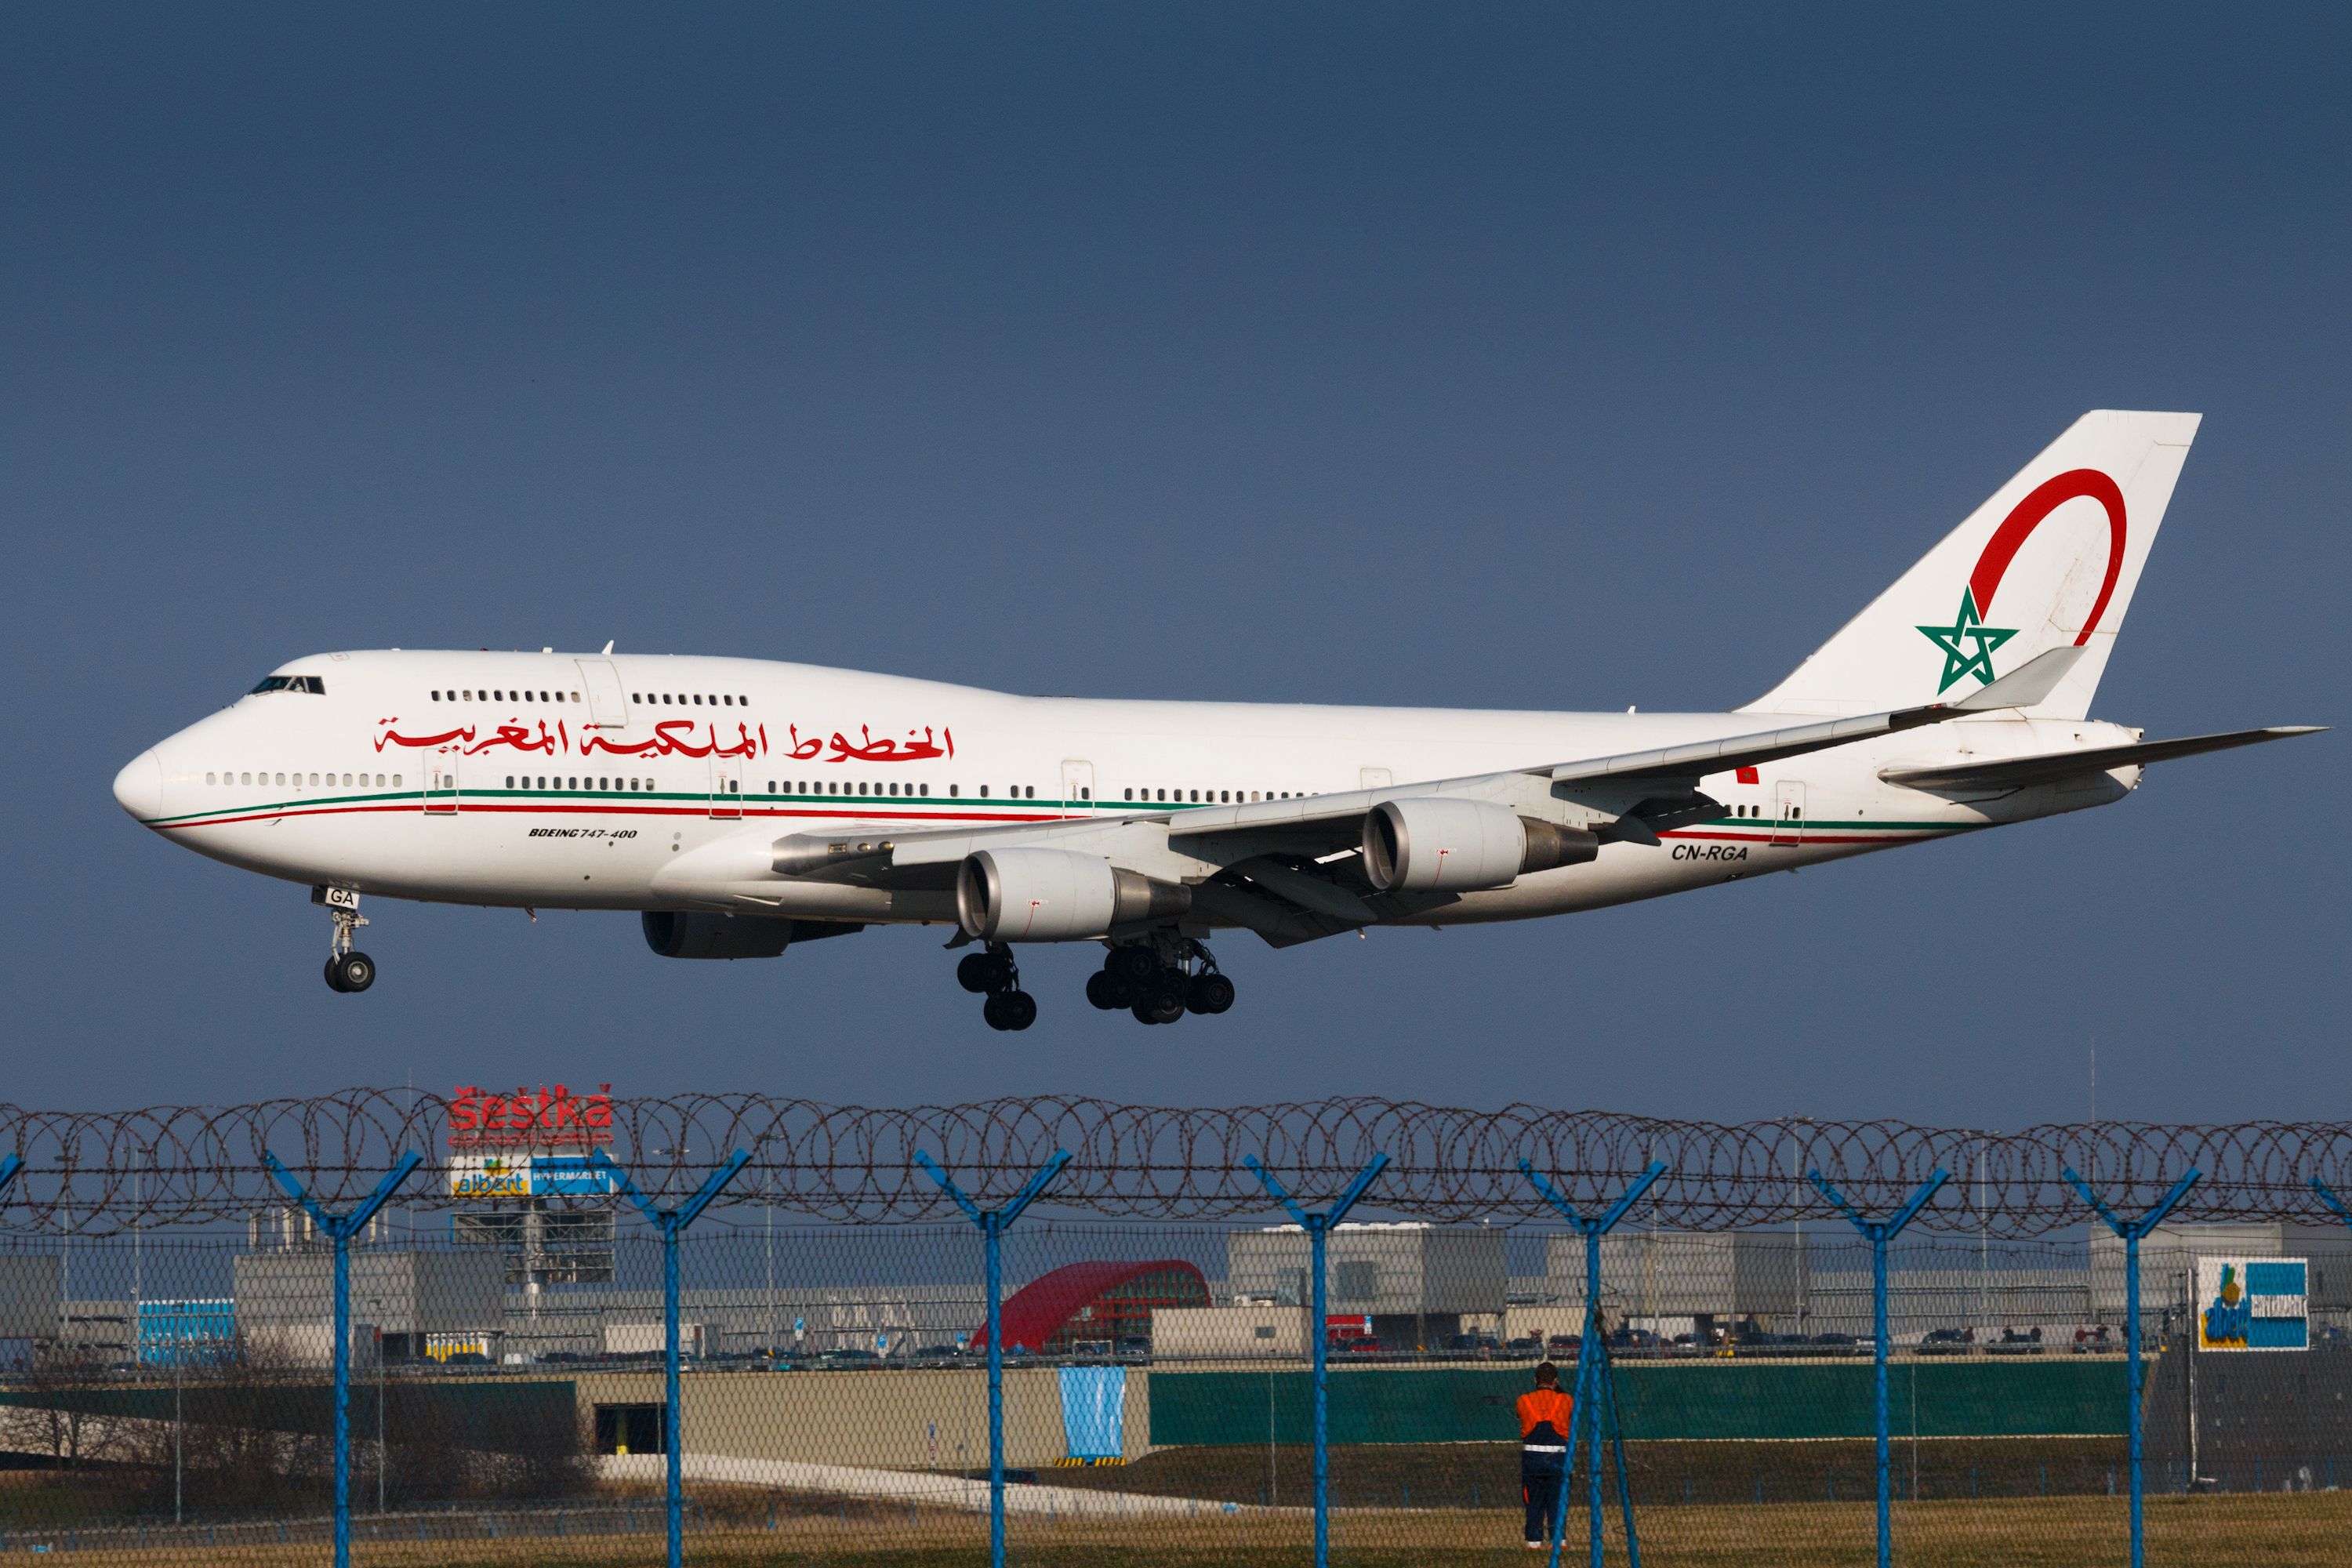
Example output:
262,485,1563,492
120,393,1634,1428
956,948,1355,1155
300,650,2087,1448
5,1207,2352,1565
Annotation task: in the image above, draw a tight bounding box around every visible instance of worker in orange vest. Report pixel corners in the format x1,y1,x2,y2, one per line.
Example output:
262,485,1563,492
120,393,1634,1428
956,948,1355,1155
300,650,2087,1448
1515,1360,1574,1549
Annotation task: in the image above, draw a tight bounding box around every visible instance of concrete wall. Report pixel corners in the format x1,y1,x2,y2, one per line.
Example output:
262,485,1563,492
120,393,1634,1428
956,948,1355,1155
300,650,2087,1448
234,1250,506,1334
574,1363,1156,1468
1226,1224,1505,1316
1152,1305,1310,1359
0,1258,60,1339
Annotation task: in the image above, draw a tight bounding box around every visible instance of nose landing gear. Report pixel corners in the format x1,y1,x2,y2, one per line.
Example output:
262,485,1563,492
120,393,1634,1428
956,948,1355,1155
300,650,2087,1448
1087,938,1234,1024
956,943,1036,1030
314,885,376,994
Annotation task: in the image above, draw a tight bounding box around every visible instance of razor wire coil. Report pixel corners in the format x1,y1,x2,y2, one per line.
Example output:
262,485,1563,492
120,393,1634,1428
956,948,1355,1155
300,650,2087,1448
0,1092,2347,1236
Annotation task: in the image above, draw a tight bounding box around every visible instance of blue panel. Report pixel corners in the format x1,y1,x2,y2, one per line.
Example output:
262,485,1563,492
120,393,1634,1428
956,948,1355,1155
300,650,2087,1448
1059,1366,1127,1459
2245,1317,2308,1350
2245,1261,2307,1296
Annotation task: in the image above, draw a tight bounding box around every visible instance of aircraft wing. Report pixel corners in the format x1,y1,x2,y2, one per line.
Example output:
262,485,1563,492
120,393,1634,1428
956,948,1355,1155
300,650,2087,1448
1879,725,2324,793
1160,645,2091,851
746,649,2096,946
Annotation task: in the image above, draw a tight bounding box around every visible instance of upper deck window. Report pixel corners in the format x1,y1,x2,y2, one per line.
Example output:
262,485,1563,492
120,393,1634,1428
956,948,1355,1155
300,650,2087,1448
249,675,325,695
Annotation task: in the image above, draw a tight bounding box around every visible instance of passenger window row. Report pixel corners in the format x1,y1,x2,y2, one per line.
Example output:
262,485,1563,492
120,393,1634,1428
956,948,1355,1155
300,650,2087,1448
431,688,577,703
503,776,657,792
1123,788,1301,804
206,771,398,787
633,692,750,707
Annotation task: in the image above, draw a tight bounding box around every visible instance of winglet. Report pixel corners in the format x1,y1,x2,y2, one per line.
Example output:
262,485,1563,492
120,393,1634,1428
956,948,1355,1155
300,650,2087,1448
1949,646,2085,712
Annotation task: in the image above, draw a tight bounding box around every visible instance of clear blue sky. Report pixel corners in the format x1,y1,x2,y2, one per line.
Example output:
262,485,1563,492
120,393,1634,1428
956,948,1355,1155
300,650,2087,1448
4,4,2343,1127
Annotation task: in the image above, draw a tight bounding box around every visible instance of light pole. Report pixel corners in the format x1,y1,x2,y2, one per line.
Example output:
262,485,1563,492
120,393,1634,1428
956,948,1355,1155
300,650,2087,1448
753,1135,779,1359
369,1296,387,1515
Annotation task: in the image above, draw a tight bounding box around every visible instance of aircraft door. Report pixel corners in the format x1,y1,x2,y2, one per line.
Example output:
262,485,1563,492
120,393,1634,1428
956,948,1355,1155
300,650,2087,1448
1060,759,1094,818
1771,781,1806,846
424,754,460,814
710,756,742,820
574,658,630,731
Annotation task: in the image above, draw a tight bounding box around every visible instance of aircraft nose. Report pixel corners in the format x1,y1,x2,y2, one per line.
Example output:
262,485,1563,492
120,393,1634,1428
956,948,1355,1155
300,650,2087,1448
114,750,164,822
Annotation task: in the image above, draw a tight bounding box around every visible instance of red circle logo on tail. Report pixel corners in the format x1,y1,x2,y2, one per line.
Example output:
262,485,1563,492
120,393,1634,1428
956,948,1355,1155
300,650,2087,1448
1968,467,2128,644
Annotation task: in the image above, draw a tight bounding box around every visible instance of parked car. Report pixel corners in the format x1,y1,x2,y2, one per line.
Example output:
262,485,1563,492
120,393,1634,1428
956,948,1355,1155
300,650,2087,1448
1545,1334,1582,1356
1919,1328,1972,1355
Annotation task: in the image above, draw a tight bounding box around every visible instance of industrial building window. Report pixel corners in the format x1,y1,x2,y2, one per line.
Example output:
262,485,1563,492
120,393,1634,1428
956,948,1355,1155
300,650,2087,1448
594,1404,667,1456
1337,1261,1377,1302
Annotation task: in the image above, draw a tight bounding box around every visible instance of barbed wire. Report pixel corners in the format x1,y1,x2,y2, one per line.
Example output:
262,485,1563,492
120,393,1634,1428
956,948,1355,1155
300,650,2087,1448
0,1092,2347,1237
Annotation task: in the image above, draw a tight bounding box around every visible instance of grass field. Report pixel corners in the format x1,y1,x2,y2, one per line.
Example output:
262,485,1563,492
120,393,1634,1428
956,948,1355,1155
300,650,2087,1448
6,1492,2347,1566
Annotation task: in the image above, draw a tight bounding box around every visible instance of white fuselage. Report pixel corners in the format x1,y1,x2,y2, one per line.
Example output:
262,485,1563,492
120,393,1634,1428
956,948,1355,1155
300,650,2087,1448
116,650,2140,931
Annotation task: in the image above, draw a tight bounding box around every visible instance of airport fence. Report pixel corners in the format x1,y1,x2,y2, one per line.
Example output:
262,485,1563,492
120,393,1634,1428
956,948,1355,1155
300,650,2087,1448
4,1095,2352,1566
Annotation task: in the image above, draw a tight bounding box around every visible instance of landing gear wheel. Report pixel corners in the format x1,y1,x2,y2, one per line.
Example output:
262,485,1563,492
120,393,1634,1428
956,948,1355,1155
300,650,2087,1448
1107,945,1158,985
983,990,1038,1031
1084,971,1129,1011
1186,972,1236,1015
332,952,376,993
325,954,350,993
1131,978,1187,1025
957,953,997,993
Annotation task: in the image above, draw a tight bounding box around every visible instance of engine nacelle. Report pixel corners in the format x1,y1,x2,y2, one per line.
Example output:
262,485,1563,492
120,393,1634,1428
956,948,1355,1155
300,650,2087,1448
641,912,862,960
1361,798,1599,892
956,848,1192,942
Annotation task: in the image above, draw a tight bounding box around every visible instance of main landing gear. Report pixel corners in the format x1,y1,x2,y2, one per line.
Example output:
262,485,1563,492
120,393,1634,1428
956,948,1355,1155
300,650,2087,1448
1086,938,1233,1025
957,944,1037,1032
314,885,376,993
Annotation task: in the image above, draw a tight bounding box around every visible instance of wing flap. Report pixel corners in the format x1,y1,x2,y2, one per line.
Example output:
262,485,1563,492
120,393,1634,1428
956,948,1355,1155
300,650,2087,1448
1881,725,2323,793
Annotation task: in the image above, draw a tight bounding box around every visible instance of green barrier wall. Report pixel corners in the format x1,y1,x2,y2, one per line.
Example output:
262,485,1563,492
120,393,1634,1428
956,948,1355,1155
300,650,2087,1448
0,1378,578,1450
1149,1361,2130,1446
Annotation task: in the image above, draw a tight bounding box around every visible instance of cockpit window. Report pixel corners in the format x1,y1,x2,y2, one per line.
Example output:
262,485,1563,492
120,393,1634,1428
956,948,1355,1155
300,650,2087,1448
248,675,326,695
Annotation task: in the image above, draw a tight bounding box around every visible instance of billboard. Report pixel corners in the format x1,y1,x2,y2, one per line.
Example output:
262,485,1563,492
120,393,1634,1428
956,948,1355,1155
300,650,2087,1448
2196,1257,2307,1352
448,1153,616,1199
447,1083,615,1151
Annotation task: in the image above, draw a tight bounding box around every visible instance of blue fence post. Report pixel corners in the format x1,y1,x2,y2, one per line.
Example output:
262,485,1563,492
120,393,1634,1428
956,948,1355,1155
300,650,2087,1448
593,1147,751,1568
1521,1159,1666,1568
1809,1168,1947,1568
916,1147,1071,1568
0,1155,20,1201
1244,1151,1388,1568
2066,1164,2199,1568
261,1149,422,1568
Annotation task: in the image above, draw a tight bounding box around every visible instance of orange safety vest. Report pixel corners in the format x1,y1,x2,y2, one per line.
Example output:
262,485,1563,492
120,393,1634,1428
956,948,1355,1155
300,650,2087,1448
1516,1387,1573,1448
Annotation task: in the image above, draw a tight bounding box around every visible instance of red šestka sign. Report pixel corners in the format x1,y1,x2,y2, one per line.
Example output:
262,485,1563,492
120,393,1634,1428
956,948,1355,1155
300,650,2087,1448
447,1083,615,1149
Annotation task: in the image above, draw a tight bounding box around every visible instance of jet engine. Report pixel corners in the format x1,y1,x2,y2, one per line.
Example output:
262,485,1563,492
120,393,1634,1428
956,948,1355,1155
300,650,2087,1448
641,912,862,960
956,848,1191,942
1361,798,1600,892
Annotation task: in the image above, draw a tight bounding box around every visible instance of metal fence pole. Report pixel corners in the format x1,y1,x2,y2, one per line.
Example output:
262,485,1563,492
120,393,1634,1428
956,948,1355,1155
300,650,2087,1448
1522,1159,1665,1568
1809,1168,1948,1568
593,1147,751,1568
917,1147,1071,1568
262,1149,421,1568
2064,1164,2198,1568
1246,1151,1388,1568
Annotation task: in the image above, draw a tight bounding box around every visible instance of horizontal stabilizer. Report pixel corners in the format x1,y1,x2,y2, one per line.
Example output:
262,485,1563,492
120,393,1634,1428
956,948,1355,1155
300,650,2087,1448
1948,647,2084,712
1881,725,2325,793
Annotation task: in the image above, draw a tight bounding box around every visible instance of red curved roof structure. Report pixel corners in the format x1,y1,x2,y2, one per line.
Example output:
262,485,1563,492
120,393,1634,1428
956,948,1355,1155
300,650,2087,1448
975,1259,1210,1352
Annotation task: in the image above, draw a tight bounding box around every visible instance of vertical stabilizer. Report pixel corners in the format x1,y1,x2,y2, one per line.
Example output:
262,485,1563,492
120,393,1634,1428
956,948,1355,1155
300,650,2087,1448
1742,410,2200,720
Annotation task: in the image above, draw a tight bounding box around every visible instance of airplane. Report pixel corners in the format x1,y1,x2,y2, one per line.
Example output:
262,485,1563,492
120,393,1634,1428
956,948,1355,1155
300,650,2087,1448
113,410,2318,1029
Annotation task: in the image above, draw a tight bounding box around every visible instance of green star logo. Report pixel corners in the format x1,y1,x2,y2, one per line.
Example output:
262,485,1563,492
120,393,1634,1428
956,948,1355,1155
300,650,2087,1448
1916,589,2017,694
